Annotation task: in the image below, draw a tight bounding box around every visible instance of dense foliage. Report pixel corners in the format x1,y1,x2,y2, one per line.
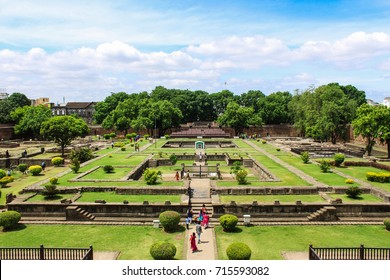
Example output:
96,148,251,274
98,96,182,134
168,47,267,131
219,214,238,232
226,242,252,260
0,211,21,231
143,168,162,185
159,211,181,232
150,242,177,260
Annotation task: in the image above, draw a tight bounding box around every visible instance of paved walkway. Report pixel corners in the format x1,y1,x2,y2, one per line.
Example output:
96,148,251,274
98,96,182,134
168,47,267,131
185,224,217,260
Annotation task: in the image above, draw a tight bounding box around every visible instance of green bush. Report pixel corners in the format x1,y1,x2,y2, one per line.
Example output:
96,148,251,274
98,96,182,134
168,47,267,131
121,147,126,151
103,134,111,140
144,134,150,139
366,172,390,183
230,161,243,175
0,169,6,179
226,242,251,260
319,159,331,173
143,168,162,185
345,178,354,184
28,165,42,176
103,165,114,173
0,176,14,187
70,158,80,173
164,134,170,139
150,241,177,260
169,154,178,165
18,164,28,173
236,169,248,185
51,157,64,166
42,184,58,198
49,177,58,185
114,142,125,147
0,211,21,231
126,133,137,139
262,140,266,144
345,186,362,199
219,214,238,232
276,148,281,151
300,151,310,164
159,211,181,232
70,148,93,163
384,218,390,231
109,132,116,138
334,153,345,167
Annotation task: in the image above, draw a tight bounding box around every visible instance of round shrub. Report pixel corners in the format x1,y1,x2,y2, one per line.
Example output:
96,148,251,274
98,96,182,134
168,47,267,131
49,177,58,185
384,218,390,231
159,211,181,232
236,169,248,185
28,165,42,176
121,147,126,151
226,242,251,260
262,140,267,144
0,210,21,231
164,134,170,139
0,176,14,187
143,168,162,185
219,214,238,232
345,178,354,184
0,169,6,179
103,165,114,173
334,153,345,167
51,157,64,166
276,148,281,151
345,186,362,199
144,134,150,139
42,184,58,198
18,164,28,173
150,241,177,260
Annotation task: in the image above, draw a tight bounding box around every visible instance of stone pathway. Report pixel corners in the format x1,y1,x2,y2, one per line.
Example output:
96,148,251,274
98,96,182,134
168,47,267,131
185,224,217,260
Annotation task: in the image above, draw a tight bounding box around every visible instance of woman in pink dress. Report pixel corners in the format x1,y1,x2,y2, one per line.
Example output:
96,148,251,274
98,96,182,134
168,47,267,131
190,232,198,252
202,212,209,229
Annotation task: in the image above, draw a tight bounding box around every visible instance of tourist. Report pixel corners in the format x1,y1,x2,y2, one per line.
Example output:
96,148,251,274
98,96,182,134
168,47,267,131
190,232,198,252
5,150,9,158
7,169,11,176
199,152,202,162
41,161,46,171
174,171,180,181
195,221,202,244
202,212,209,229
186,170,191,180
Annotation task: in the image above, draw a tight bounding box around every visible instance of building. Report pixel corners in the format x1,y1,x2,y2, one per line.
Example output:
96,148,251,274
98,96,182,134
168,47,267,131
51,102,96,124
31,97,51,107
366,99,380,106
384,97,390,108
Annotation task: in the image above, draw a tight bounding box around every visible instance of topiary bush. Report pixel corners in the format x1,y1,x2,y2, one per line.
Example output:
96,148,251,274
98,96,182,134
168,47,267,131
345,186,362,199
42,184,58,198
319,159,331,173
262,140,267,144
236,169,248,185
159,211,181,232
300,151,310,164
121,147,126,151
0,176,14,188
51,157,64,166
103,165,114,173
366,172,390,183
28,165,42,176
334,153,345,167
219,214,238,232
384,218,390,231
0,210,21,231
164,134,170,139
169,154,178,165
144,134,150,139
150,241,177,260
70,158,80,173
345,178,354,184
18,164,28,173
143,168,162,185
0,169,6,179
226,242,251,260
49,177,58,185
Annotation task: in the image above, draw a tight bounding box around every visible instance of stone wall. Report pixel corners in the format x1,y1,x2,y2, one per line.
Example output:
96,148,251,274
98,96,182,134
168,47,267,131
0,124,15,140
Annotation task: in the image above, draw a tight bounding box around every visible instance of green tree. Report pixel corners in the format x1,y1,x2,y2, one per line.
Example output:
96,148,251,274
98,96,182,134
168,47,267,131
217,101,262,135
93,92,130,124
239,90,266,113
210,90,238,117
0,92,31,123
40,116,89,157
7,92,31,108
11,105,52,139
262,91,293,124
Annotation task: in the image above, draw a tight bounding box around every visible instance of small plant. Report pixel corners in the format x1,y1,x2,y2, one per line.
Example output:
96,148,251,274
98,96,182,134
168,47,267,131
276,148,281,151
49,177,58,185
345,178,354,184
70,148,94,163
169,154,178,165
28,165,42,176
103,165,114,173
18,164,28,173
150,242,177,260
0,176,14,188
319,159,331,173
70,158,80,173
114,142,125,147
0,169,6,179
158,151,163,158
334,153,345,167
226,242,251,260
143,168,162,185
108,154,112,158
262,140,266,144
121,147,126,151
144,134,150,139
0,210,21,231
159,211,181,232
236,169,248,185
300,151,310,164
230,161,243,176
164,134,170,139
103,134,111,140
219,214,238,232
345,186,362,199
384,218,390,231
42,184,58,198
51,157,64,167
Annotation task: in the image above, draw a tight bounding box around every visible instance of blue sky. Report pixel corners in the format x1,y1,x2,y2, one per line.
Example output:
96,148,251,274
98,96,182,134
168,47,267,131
1,0,390,103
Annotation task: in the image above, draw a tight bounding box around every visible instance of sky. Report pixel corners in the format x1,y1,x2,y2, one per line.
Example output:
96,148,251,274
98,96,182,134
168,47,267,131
1,0,390,103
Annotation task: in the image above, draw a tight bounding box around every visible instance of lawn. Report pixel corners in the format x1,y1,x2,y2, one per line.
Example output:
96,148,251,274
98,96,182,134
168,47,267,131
215,225,390,260
220,194,325,203
329,194,383,203
0,224,184,260
81,166,132,180
76,192,181,203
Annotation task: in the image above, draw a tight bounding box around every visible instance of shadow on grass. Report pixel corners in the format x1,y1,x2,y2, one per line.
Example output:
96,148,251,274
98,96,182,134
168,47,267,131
223,227,243,233
3,224,27,232
43,195,65,201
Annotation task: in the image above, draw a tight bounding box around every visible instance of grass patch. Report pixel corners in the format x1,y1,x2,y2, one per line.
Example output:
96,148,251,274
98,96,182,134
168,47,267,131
27,193,75,202
215,225,390,260
76,192,181,203
329,193,383,203
220,195,325,203
81,167,131,180
0,224,184,260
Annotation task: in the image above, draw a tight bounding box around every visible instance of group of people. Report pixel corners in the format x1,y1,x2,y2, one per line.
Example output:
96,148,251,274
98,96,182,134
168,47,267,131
187,204,210,253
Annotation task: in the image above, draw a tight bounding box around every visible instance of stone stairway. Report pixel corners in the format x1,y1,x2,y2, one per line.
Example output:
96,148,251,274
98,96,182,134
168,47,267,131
66,206,96,221
307,206,337,221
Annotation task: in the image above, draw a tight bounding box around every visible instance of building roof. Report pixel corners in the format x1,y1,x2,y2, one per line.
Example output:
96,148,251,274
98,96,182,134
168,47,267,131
66,102,95,109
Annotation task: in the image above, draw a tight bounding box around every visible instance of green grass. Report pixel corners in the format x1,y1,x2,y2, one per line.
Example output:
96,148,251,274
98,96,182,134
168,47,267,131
76,192,181,203
0,224,184,260
215,225,390,260
27,193,75,202
81,167,132,180
329,194,383,203
220,194,325,203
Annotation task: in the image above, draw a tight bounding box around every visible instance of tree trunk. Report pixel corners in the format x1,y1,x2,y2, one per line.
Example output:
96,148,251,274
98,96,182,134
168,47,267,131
61,144,65,158
387,141,390,159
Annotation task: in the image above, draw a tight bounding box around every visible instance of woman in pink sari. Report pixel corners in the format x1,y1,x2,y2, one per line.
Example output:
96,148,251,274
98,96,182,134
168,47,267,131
202,212,209,229
190,232,198,252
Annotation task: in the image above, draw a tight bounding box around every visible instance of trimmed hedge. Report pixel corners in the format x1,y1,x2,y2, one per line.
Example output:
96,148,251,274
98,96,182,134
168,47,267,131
28,165,42,176
0,211,21,231
103,165,114,173
384,218,390,231
18,164,28,173
159,211,181,232
150,242,177,260
345,186,362,199
366,172,390,183
0,176,14,187
51,157,64,166
0,169,6,179
49,177,58,185
226,242,251,260
334,153,345,167
219,214,238,232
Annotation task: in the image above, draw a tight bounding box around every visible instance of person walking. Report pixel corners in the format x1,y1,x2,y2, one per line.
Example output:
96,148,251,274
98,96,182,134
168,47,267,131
174,171,180,181
190,232,198,253
195,221,202,244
